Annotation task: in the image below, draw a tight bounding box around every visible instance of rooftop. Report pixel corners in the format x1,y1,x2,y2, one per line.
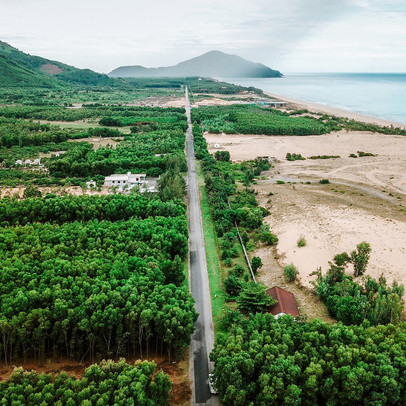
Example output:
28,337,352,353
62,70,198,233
266,286,299,318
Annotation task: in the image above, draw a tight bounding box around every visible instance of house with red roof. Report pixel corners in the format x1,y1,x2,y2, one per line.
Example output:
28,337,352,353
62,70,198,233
266,286,299,319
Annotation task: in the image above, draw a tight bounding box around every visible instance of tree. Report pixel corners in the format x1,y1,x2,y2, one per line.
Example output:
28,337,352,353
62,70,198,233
251,257,263,274
237,282,274,313
333,252,351,267
224,275,243,296
351,241,371,277
214,150,230,162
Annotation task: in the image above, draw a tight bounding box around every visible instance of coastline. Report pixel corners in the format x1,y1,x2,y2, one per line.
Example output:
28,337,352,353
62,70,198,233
264,91,406,129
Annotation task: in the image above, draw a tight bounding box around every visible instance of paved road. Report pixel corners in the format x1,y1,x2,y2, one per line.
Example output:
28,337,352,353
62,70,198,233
185,87,217,405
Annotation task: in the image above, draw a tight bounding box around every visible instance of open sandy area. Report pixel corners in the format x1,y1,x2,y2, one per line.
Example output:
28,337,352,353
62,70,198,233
0,186,112,199
205,129,406,293
206,131,406,197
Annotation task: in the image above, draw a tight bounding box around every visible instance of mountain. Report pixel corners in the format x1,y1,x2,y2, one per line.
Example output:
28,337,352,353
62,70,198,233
0,54,57,87
109,50,282,78
0,40,115,87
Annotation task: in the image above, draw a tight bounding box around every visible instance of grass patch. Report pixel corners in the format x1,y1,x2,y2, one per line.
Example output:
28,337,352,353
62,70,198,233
196,161,226,334
297,236,307,248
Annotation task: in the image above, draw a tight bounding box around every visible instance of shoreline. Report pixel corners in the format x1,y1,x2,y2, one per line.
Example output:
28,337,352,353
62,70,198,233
264,91,406,129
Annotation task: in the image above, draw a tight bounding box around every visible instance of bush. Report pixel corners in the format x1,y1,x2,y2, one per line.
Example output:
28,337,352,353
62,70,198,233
319,179,330,184
284,263,299,282
23,185,42,198
230,264,245,277
251,256,263,274
286,153,305,161
297,236,306,247
261,231,278,245
224,275,243,296
214,150,231,162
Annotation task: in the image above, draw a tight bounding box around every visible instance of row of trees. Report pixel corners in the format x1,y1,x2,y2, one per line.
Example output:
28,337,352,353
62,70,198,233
0,105,185,122
211,313,406,405
0,360,172,405
0,193,185,225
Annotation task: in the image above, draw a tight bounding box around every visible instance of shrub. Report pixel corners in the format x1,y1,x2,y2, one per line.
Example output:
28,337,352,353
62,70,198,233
261,231,278,245
286,153,305,161
297,236,306,247
224,275,243,296
230,264,245,277
214,150,231,162
284,264,299,282
333,252,351,266
23,185,42,198
319,179,330,184
358,151,376,157
251,256,263,274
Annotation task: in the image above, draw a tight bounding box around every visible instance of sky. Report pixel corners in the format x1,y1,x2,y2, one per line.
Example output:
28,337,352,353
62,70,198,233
0,0,405,74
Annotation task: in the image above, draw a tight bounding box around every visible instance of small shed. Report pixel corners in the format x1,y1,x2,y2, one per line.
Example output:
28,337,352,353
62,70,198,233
266,286,299,319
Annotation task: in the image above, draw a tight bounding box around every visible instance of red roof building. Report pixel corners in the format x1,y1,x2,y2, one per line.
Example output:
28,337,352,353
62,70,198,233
266,286,300,318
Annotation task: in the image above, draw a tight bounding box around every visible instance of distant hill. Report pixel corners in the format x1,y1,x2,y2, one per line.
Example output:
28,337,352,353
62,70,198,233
0,40,115,87
109,50,282,78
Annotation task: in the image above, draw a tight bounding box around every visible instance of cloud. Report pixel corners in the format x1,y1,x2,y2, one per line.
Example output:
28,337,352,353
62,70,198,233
0,0,405,72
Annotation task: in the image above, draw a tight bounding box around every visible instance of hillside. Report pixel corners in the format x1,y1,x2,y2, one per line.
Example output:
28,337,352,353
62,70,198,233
0,54,56,87
109,50,282,78
0,40,115,87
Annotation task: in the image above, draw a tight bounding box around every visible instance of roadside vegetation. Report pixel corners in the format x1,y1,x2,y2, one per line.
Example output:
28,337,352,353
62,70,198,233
191,96,406,406
192,119,278,317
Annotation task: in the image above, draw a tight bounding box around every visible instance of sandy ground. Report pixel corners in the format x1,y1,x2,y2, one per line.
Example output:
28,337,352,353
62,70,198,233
206,131,406,197
255,181,406,289
68,136,124,150
265,91,406,129
0,186,112,199
205,130,406,296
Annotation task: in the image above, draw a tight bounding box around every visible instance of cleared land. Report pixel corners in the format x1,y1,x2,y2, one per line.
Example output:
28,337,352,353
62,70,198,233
205,129,406,296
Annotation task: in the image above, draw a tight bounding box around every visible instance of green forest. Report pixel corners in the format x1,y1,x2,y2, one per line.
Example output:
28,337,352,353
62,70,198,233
0,360,172,405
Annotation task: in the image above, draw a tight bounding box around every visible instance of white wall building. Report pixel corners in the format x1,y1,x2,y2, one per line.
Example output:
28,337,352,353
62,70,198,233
104,172,147,190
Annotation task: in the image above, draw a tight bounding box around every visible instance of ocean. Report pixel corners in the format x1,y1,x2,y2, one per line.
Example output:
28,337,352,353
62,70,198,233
223,73,406,125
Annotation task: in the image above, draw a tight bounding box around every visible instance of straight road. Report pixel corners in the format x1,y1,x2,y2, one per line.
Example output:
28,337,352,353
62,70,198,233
185,87,217,405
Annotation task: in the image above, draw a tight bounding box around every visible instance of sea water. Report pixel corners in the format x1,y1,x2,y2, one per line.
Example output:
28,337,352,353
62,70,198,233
223,73,406,125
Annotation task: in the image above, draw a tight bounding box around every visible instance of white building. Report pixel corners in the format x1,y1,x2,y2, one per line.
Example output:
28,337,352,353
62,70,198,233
104,172,146,190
